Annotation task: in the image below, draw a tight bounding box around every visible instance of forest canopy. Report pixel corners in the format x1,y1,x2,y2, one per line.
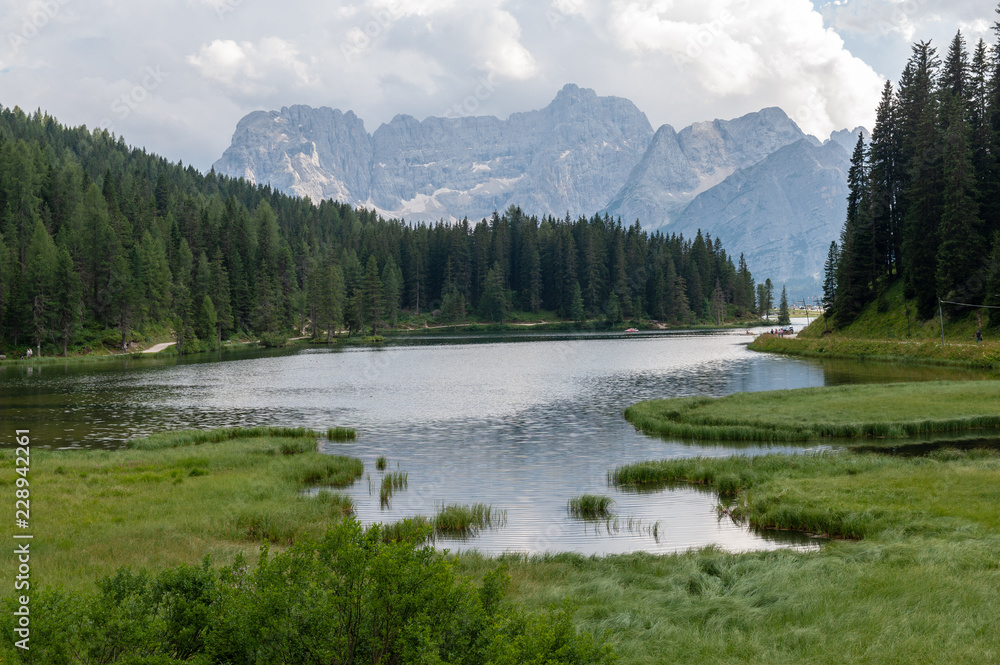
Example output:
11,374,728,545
0,105,764,356
825,10,1000,325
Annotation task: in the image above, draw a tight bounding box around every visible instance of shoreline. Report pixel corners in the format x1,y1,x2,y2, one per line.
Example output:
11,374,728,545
748,333,1000,370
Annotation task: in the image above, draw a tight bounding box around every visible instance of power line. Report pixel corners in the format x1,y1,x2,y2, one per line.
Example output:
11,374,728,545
939,300,1000,310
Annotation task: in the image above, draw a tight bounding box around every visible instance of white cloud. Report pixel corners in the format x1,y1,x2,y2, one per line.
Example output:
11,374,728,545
1,0,995,171
602,0,883,137
818,0,992,41
187,37,315,96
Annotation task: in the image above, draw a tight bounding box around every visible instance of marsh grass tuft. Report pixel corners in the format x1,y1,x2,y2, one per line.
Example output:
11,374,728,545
128,426,316,450
379,471,408,507
433,503,507,537
379,516,433,543
568,494,615,519
375,455,388,470
327,427,357,441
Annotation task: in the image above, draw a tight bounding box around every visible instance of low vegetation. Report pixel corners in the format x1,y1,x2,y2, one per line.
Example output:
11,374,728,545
625,381,1000,442
0,427,362,590
434,503,508,537
326,426,358,441
379,470,408,506
1,520,615,664
568,494,615,519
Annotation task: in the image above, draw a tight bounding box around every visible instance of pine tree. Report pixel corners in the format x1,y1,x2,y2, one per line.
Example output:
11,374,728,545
970,38,999,240
479,262,510,324
51,245,82,355
777,286,790,325
361,255,384,337
381,258,402,327
936,94,984,302
198,295,218,348
605,291,623,326
210,251,233,345
762,278,774,321
898,41,943,319
107,251,137,352
24,219,57,356
570,281,585,323
836,135,877,321
868,82,902,276
711,279,726,325
822,241,840,314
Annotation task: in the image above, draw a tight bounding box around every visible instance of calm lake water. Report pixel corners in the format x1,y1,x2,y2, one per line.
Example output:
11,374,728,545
1,322,992,555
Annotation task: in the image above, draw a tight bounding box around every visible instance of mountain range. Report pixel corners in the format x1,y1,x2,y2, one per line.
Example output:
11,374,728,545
213,84,867,297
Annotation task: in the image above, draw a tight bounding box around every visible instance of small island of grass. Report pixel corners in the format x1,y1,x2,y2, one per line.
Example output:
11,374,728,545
624,380,1000,442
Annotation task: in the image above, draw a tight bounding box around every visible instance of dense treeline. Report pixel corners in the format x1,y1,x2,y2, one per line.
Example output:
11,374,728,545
826,6,1000,324
0,105,762,356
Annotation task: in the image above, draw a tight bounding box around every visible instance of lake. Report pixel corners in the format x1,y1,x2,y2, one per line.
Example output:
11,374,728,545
2,323,991,555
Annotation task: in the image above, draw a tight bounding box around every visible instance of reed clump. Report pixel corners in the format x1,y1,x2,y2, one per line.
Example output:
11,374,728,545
128,426,316,450
433,503,507,536
327,427,358,441
568,494,615,519
379,516,433,543
375,455,388,470
379,471,408,506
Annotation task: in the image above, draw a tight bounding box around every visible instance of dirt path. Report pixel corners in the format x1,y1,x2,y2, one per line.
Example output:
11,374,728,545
142,342,177,354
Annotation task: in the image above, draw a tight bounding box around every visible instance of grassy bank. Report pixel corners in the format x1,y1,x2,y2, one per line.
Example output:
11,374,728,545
0,427,363,591
750,333,1000,369
625,381,1000,442
456,447,1000,664
750,281,1000,368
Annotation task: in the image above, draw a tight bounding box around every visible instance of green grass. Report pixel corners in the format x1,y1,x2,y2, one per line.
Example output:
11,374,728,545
433,503,507,536
450,447,1000,664
375,455,388,470
379,470,408,506
752,281,1000,369
327,426,358,441
0,428,363,591
380,516,433,543
128,426,317,450
624,381,1000,442
568,494,615,519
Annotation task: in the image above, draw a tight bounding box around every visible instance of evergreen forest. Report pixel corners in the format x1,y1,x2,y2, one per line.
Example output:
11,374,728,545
826,10,1000,324
0,105,764,356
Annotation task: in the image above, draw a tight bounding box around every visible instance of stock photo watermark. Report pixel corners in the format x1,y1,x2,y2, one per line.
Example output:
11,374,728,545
12,430,32,651
97,65,168,135
340,1,404,63
670,0,750,68
215,0,244,21
7,0,72,52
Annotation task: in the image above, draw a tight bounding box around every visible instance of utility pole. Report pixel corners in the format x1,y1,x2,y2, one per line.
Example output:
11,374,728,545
939,299,945,347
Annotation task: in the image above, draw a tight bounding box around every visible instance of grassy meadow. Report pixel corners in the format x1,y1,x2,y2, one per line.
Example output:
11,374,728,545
624,380,1000,442
0,427,362,592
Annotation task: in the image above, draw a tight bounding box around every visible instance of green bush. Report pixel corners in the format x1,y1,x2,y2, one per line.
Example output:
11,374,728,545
258,332,288,348
2,520,615,664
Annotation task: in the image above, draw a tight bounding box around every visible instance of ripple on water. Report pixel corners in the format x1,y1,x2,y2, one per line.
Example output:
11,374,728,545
2,326,989,554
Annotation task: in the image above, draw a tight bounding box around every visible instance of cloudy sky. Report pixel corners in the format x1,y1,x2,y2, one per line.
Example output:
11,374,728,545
1,0,995,170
